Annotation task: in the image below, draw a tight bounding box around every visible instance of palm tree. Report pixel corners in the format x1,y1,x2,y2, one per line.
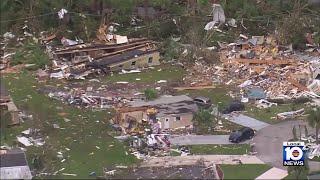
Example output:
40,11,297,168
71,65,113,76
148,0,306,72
307,107,320,144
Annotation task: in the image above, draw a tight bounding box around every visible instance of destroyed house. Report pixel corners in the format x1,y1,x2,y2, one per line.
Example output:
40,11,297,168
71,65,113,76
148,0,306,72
52,38,153,60
114,107,150,132
127,95,198,130
0,149,32,179
88,49,160,72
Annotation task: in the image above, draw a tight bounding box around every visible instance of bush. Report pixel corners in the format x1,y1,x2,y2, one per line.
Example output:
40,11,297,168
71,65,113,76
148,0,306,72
193,109,215,134
11,42,50,70
160,38,182,61
144,88,158,101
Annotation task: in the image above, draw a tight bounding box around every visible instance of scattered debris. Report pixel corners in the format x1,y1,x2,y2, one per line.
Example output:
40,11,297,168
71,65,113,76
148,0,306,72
276,108,305,120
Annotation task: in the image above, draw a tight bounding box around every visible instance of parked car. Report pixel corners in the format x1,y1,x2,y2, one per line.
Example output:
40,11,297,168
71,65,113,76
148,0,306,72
223,100,245,114
229,127,255,143
193,96,212,108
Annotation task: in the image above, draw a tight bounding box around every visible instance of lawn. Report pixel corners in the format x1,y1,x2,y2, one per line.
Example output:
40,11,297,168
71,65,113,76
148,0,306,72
244,103,308,124
1,72,137,179
101,64,185,83
220,164,272,179
177,87,233,111
188,144,250,155
310,156,320,162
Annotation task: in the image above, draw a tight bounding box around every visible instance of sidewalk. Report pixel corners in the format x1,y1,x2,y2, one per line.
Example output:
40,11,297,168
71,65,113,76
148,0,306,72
255,167,288,180
141,155,265,167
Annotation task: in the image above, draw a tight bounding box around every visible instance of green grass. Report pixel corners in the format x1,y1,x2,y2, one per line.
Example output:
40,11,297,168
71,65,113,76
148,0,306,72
11,42,50,70
170,150,181,156
220,164,272,179
1,72,137,179
244,103,307,124
310,156,320,162
101,64,185,83
178,87,233,111
188,144,250,155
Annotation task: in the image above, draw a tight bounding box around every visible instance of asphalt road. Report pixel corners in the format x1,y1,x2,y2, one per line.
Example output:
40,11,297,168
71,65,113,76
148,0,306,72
252,120,320,172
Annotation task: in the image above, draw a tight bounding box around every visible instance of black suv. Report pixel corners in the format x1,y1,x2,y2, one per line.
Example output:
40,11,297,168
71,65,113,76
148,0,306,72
229,127,254,143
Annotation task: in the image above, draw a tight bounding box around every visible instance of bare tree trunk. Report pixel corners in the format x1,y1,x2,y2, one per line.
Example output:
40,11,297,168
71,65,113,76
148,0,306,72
144,0,149,21
316,124,319,144
188,0,196,16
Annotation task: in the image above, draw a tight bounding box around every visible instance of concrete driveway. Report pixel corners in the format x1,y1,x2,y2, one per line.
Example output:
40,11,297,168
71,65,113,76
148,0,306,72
169,135,250,145
224,114,270,131
252,120,320,172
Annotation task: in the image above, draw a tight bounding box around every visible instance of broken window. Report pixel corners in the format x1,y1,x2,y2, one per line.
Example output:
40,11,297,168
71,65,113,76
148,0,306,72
148,57,153,63
175,116,181,121
131,61,136,66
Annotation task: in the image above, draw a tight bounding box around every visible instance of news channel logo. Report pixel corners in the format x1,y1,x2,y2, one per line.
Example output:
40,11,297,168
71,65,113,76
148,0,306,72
283,141,306,166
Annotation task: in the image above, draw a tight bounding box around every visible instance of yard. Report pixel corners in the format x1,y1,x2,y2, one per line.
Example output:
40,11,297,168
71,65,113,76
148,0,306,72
177,87,233,111
244,103,308,124
188,144,250,155
101,64,185,84
177,86,311,125
219,164,272,179
1,72,137,179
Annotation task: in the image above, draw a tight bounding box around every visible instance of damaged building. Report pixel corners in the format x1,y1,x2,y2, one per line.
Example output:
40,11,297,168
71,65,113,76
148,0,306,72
115,95,198,133
47,38,160,79
0,149,32,179
88,49,160,72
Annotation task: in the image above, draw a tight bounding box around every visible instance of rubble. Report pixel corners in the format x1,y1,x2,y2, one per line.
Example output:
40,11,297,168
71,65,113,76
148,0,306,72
307,144,320,160
256,99,277,109
276,108,305,120
182,34,320,106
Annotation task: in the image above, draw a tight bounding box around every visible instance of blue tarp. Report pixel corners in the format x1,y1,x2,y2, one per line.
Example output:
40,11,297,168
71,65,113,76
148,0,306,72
247,87,266,99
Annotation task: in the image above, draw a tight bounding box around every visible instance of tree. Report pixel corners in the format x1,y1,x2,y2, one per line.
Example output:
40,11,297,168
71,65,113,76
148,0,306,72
292,125,297,140
307,107,320,144
192,109,214,134
304,125,308,138
287,158,309,180
144,88,158,101
0,108,11,141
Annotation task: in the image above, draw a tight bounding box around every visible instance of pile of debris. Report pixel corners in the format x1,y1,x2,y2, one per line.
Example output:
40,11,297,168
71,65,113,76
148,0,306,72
183,35,320,103
183,61,218,86
16,128,45,147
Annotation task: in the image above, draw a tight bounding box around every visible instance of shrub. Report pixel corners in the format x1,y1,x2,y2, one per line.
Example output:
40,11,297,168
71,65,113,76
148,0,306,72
144,88,158,101
10,42,50,70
